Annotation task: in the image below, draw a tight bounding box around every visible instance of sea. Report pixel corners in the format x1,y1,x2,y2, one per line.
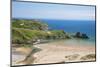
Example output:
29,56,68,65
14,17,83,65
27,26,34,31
41,19,96,45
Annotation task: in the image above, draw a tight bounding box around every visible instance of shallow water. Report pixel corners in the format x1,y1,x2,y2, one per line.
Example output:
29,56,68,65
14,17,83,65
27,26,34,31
66,39,95,46
50,38,95,47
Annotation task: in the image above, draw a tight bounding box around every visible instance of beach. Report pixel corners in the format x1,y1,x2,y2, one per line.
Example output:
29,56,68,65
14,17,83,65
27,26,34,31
12,39,95,65
12,1,96,66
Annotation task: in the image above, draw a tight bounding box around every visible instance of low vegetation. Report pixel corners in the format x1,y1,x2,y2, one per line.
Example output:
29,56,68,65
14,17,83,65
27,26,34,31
12,19,70,47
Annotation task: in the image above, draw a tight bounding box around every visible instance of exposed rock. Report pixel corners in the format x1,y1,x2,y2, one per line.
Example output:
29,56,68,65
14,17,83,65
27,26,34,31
80,54,96,60
74,32,89,39
75,32,81,38
81,34,89,39
65,54,80,60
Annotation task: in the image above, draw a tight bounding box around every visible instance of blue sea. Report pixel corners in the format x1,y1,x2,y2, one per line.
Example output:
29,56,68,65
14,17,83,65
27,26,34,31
41,19,96,43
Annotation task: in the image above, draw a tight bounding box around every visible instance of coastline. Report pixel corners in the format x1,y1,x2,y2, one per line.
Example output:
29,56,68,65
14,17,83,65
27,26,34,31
12,39,95,65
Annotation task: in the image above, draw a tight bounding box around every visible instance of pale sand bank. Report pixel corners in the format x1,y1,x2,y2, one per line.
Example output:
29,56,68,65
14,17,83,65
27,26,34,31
12,40,95,65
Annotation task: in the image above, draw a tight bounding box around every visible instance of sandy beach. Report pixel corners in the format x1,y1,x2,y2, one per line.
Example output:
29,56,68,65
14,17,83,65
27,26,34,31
12,40,95,65
12,1,96,66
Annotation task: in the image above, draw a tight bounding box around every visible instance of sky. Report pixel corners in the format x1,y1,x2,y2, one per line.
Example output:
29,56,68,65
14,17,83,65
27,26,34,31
12,1,95,20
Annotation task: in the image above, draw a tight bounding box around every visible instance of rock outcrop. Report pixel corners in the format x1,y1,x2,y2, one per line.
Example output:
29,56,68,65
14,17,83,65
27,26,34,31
74,32,89,39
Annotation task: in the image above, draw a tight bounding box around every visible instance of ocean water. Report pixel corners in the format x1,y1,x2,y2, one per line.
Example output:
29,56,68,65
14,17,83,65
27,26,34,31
41,19,96,43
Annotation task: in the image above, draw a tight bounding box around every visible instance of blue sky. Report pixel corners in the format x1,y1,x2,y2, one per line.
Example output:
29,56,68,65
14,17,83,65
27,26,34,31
12,1,95,20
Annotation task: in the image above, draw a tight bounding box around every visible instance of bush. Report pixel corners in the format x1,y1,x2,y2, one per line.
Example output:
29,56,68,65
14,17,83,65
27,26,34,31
12,19,70,46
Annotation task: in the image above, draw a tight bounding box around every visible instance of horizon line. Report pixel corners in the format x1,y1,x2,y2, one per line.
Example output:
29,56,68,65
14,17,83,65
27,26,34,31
12,17,95,21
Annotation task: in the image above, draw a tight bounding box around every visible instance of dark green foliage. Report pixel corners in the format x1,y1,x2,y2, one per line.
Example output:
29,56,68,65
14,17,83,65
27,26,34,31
50,30,68,39
12,19,70,46
12,28,48,44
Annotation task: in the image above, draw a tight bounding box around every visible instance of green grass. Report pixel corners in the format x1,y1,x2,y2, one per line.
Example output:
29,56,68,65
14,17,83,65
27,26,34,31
12,28,48,44
12,19,48,30
12,19,70,47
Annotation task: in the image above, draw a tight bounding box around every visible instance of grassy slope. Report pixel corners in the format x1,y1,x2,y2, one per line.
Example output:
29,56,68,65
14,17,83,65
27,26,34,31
12,19,70,46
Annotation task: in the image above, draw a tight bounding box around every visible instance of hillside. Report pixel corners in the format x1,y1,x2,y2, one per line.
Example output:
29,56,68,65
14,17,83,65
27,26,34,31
12,19,70,46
